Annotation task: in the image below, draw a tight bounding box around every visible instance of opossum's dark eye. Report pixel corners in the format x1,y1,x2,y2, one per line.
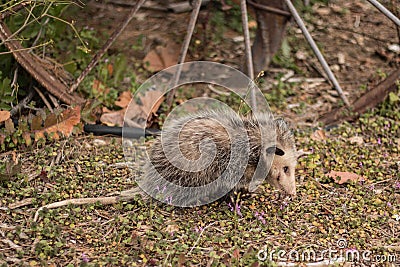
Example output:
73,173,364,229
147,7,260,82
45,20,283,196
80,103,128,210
283,166,289,174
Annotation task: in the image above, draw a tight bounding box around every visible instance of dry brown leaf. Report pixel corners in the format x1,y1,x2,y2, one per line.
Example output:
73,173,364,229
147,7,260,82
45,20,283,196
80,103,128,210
22,132,32,146
139,90,164,117
31,115,42,131
143,50,164,72
34,106,80,141
115,91,132,109
178,253,186,266
143,43,180,72
233,248,240,260
248,20,257,29
44,113,57,128
311,129,327,141
5,118,15,134
327,171,367,185
99,110,125,127
102,90,165,127
0,110,10,123
92,80,110,95
107,64,113,76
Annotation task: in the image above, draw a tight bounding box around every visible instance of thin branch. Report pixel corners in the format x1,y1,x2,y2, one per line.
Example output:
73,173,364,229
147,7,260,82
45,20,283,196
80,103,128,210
33,86,53,112
10,89,34,116
366,0,400,27
188,221,217,254
69,0,146,93
241,0,254,80
0,21,84,104
165,0,202,108
0,40,53,55
29,17,50,52
284,0,350,107
240,0,257,112
0,1,30,21
34,187,144,222
46,14,89,53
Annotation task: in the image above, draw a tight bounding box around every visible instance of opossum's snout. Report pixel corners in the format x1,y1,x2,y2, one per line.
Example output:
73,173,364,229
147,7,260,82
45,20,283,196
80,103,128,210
266,146,297,197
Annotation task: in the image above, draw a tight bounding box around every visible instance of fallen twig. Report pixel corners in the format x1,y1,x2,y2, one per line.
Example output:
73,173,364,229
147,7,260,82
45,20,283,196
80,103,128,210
8,198,33,210
34,187,144,222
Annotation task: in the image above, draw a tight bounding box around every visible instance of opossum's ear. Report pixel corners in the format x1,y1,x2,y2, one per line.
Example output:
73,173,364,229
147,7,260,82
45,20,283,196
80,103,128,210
266,146,285,156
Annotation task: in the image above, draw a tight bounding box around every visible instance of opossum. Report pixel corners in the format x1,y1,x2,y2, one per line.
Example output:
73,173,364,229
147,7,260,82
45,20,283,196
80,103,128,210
34,110,301,220
137,109,299,206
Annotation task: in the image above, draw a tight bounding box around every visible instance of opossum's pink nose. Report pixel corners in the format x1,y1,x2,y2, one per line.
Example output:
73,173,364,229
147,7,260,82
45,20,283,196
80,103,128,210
288,188,296,197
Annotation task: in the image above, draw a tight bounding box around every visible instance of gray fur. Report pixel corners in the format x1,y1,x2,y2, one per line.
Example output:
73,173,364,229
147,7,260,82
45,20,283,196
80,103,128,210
139,110,298,206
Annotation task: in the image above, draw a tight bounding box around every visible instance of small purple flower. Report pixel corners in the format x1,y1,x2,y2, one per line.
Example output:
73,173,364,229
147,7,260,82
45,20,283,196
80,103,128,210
377,138,381,145
395,181,400,190
235,203,242,217
81,253,89,263
254,211,266,224
387,202,392,208
280,200,288,210
194,226,203,233
359,162,363,168
228,202,233,211
228,202,242,217
367,184,374,191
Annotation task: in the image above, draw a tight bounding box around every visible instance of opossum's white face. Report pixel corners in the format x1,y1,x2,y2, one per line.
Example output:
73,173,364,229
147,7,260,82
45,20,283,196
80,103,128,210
266,146,297,196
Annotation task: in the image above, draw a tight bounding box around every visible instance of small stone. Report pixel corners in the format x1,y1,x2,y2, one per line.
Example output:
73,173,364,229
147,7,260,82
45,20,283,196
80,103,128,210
295,51,307,60
388,44,400,53
337,52,345,65
93,139,107,147
349,136,363,145
331,64,340,72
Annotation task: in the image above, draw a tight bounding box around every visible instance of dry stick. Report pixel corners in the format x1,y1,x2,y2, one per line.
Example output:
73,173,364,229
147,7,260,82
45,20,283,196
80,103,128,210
69,0,146,93
0,21,84,105
366,0,400,27
10,89,34,116
165,0,202,108
34,187,144,222
320,68,400,125
33,86,53,112
0,2,30,20
284,0,350,107
188,221,217,254
240,0,257,112
241,0,254,80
